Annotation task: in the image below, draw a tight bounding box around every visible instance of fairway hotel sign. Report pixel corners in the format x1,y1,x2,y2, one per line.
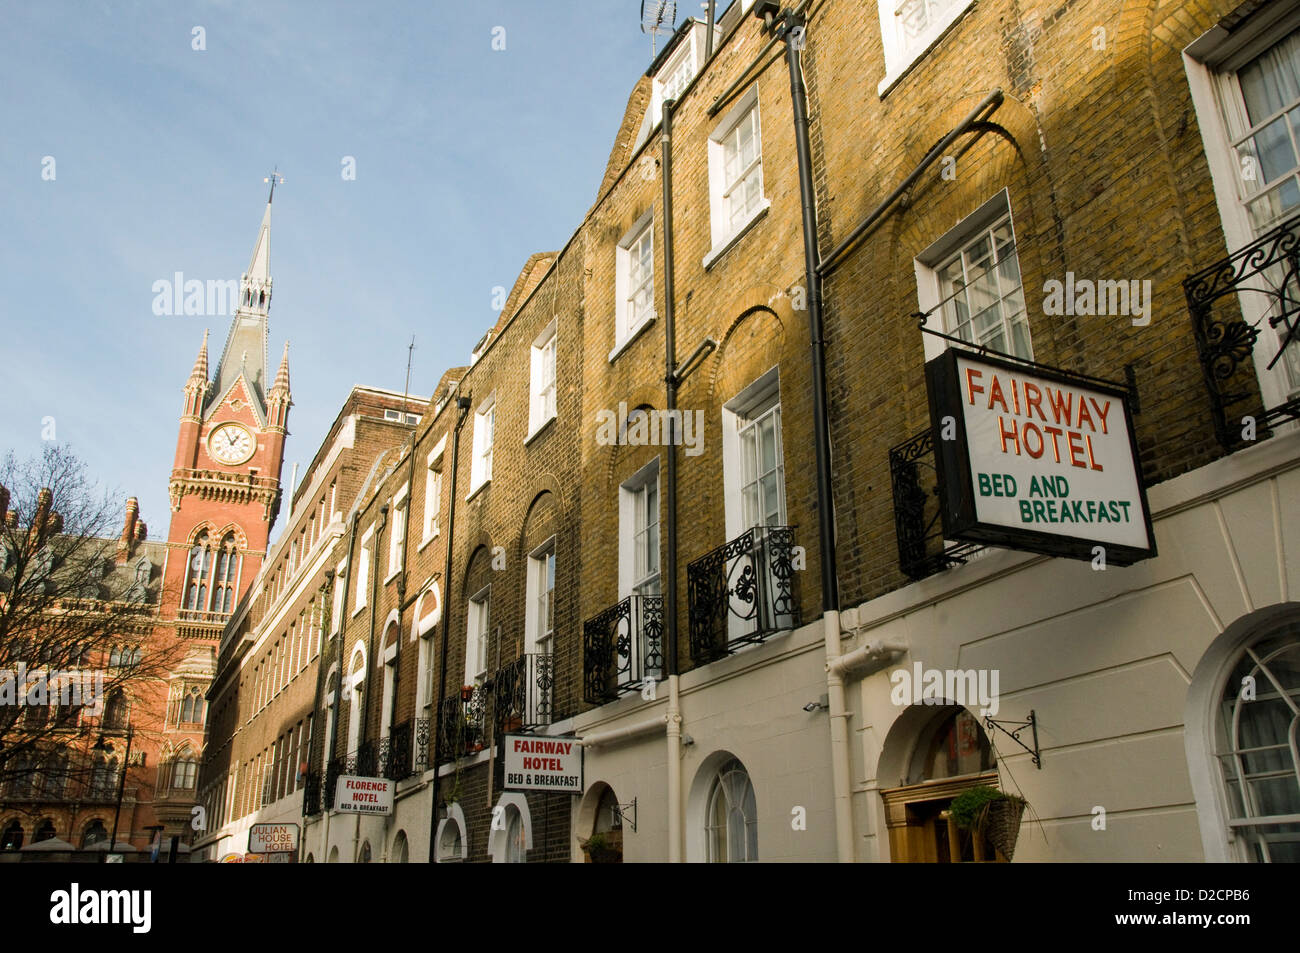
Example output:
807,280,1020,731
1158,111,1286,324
925,349,1156,565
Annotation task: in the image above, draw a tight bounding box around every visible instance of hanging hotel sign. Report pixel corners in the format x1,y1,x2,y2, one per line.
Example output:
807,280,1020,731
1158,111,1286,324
334,775,394,815
925,348,1156,565
248,823,299,854
503,735,583,793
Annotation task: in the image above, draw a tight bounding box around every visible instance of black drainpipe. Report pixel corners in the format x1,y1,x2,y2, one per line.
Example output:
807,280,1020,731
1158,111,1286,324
777,8,838,613
427,394,472,863
300,566,334,857
662,96,680,678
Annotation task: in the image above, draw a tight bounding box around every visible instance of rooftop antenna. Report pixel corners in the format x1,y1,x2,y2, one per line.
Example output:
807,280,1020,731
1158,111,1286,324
263,167,284,203
401,334,417,426
641,0,677,56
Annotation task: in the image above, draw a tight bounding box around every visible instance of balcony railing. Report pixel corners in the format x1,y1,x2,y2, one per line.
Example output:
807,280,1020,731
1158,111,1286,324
687,525,800,664
436,685,486,765
494,653,554,733
889,430,982,581
1184,212,1300,449
583,594,663,705
303,770,321,816
379,720,413,781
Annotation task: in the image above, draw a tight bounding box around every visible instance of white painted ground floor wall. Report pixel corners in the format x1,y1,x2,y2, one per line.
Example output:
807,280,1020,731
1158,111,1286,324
572,430,1299,862
845,429,1300,862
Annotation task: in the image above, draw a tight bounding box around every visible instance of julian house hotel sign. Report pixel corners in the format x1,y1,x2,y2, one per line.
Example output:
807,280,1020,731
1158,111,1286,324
925,349,1156,565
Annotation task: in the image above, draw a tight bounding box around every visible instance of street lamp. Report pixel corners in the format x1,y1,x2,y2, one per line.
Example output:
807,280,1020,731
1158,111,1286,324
93,724,134,862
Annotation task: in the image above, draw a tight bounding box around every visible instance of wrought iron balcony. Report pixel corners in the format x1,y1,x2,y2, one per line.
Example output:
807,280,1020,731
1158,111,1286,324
583,594,664,705
1184,212,1300,449
325,757,343,811
379,720,414,781
494,653,554,733
302,770,321,816
414,717,430,775
436,685,486,765
889,430,983,581
687,525,799,664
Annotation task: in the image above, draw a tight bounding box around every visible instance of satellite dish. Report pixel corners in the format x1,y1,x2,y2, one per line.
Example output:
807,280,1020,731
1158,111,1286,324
641,0,677,55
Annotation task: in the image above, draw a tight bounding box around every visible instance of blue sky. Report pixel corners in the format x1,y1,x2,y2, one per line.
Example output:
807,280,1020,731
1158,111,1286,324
0,1,666,541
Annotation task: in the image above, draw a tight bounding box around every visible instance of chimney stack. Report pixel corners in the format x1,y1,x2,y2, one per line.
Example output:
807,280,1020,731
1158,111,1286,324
30,488,53,545
0,484,8,525
118,497,140,564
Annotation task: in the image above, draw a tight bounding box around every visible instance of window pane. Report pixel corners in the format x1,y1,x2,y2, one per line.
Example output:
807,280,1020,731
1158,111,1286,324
1240,28,1300,125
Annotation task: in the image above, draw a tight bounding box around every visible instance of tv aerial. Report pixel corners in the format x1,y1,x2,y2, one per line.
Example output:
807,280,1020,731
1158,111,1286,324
641,0,677,56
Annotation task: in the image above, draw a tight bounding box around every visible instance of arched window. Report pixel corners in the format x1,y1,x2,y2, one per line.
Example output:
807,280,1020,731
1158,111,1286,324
108,645,122,668
1212,624,1300,863
504,806,527,863
391,830,409,863
358,840,372,863
706,758,758,863
81,819,108,849
42,753,67,798
436,805,467,863
91,756,118,799
180,687,203,725
34,819,56,843
1,820,23,851
184,531,213,611
104,690,127,730
212,534,240,614
172,755,197,791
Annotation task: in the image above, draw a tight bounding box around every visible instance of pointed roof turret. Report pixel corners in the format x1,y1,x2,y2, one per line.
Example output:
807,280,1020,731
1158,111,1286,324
189,329,209,383
208,196,274,422
270,341,291,398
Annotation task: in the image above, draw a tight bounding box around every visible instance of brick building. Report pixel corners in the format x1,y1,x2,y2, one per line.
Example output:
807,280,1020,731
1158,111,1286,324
1,196,292,860
209,0,1300,863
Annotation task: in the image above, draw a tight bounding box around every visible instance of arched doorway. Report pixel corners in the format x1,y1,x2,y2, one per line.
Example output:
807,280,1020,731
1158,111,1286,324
878,705,1004,862
576,782,624,862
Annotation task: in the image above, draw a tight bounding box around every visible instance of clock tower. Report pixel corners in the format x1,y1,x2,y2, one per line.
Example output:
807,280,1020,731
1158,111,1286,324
164,193,292,633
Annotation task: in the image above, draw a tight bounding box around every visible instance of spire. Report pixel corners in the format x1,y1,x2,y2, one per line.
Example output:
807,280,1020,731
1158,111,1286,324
208,193,275,422
189,329,209,383
270,341,291,397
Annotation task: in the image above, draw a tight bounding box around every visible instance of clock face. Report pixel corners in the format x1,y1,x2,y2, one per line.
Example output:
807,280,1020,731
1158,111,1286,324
208,423,255,466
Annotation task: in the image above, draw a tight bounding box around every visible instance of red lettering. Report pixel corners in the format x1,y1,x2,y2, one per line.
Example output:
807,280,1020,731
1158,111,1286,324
1090,397,1112,434
1023,382,1046,422
1042,426,1064,463
965,367,984,406
998,416,1020,455
987,375,1009,413
1076,396,1096,432
1046,388,1073,426
1067,431,1088,469
1022,422,1045,458
1085,434,1103,471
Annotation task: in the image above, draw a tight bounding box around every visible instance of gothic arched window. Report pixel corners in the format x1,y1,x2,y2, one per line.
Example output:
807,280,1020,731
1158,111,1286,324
212,534,240,614
180,687,203,725
705,758,758,863
184,531,213,612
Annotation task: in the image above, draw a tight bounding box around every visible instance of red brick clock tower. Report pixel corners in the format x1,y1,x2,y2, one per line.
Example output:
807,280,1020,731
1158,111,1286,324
164,193,292,634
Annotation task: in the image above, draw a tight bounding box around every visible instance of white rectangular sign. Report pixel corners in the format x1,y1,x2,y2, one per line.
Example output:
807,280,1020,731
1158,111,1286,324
503,735,583,792
248,822,299,854
951,353,1150,549
334,775,394,815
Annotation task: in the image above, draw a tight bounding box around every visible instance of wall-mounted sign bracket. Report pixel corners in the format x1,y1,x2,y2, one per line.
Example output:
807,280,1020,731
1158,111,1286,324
984,710,1041,769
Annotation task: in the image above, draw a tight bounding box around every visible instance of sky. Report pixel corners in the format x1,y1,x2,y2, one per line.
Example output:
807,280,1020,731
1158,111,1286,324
0,0,673,542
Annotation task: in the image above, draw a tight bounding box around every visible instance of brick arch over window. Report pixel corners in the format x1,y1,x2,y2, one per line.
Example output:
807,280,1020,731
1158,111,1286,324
520,489,558,557
706,304,789,411
602,403,662,495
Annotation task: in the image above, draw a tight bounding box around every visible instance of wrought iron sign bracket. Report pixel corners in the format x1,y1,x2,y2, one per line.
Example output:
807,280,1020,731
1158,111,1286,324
613,797,638,833
984,710,1041,769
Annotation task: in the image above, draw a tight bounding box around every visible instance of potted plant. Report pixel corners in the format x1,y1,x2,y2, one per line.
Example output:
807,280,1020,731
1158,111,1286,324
460,684,475,703
579,833,620,864
949,785,1028,861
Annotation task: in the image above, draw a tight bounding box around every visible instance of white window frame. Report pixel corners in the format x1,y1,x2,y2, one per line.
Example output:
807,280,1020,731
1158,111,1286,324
612,211,656,360
469,394,496,496
465,585,491,685
1185,5,1300,415
528,319,558,440
914,190,1030,365
487,793,532,863
876,0,976,97
524,537,556,657
421,436,447,548
386,485,408,582
380,636,398,740
618,458,661,599
721,368,787,541
705,86,771,269
354,528,373,616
